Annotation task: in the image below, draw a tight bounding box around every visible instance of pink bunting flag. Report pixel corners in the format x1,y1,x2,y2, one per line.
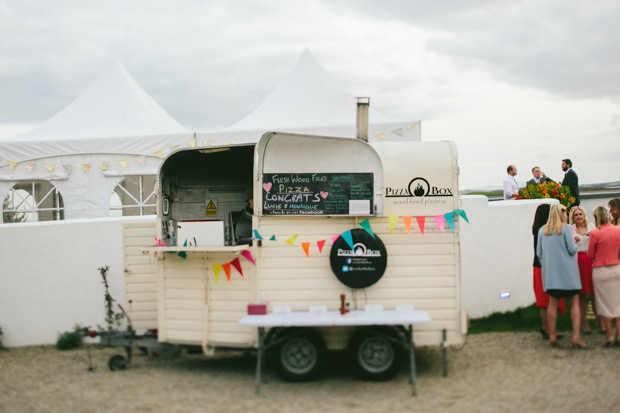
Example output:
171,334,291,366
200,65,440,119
434,215,445,232
241,249,256,265
402,216,412,234
212,264,222,283
222,263,232,282
416,216,426,235
316,240,326,254
301,242,310,257
330,234,340,243
231,258,243,277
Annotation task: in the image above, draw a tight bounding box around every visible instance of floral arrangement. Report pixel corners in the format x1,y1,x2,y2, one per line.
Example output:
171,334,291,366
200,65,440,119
515,181,575,207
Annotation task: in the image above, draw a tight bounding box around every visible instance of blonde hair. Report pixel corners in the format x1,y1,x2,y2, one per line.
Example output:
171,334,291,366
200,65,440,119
569,206,589,226
544,204,567,236
592,206,610,228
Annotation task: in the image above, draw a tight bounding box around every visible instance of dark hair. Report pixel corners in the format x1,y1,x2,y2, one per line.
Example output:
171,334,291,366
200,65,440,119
562,158,572,167
507,165,514,174
532,203,551,235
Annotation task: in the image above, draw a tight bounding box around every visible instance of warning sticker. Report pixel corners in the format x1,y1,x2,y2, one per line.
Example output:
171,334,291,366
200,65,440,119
205,199,217,216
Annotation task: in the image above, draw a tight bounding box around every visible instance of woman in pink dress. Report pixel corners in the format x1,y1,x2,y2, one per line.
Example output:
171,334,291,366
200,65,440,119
587,206,620,347
569,206,597,334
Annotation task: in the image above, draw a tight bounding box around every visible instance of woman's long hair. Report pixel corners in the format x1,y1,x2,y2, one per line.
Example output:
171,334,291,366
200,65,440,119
593,206,610,228
608,198,620,225
533,203,551,235
544,204,567,236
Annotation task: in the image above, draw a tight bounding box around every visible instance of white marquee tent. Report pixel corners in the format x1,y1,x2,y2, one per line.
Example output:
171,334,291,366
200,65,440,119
0,51,420,221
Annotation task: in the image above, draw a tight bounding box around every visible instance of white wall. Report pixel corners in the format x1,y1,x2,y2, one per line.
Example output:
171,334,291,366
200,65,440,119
0,216,154,347
1,194,617,347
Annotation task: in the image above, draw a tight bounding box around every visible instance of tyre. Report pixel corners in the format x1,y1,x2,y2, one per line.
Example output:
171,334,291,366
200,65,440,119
270,328,327,381
349,327,402,380
108,354,128,371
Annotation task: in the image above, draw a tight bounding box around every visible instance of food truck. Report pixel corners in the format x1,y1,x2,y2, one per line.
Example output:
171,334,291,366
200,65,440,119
122,132,467,381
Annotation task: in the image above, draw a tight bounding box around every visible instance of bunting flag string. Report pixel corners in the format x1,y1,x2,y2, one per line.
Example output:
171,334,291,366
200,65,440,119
8,161,18,170
63,165,73,175
153,150,164,159
118,159,128,169
136,155,145,165
253,230,263,240
45,164,55,172
269,235,276,241
26,162,35,173
99,161,109,171
240,250,256,265
454,209,469,223
341,230,355,250
316,240,326,254
81,164,91,174
188,137,197,148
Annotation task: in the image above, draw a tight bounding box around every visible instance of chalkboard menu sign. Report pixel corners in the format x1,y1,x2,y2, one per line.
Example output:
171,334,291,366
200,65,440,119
262,173,374,215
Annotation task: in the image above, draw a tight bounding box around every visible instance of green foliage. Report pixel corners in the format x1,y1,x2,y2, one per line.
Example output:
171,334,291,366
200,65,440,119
55,325,83,350
469,302,592,334
99,265,124,331
2,195,26,223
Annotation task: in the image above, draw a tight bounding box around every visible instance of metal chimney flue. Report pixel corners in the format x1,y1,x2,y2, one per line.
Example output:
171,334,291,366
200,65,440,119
356,97,370,142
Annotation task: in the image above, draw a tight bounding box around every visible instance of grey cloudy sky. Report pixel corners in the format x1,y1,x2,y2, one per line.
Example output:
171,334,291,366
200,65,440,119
1,0,619,189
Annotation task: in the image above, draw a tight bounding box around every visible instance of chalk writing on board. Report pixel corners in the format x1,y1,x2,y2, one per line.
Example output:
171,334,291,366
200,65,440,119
262,173,373,215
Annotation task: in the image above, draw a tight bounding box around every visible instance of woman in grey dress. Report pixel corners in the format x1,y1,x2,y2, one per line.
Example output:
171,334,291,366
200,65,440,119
537,204,584,348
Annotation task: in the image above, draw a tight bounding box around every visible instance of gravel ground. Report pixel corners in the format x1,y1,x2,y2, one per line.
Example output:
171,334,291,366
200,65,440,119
1,332,619,412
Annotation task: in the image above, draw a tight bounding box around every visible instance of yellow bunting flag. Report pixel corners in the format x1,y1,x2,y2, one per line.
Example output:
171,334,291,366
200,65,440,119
153,150,164,159
8,161,18,170
402,216,412,234
389,214,399,234
45,164,55,172
222,263,232,282
203,139,213,147
301,242,310,257
408,122,417,129
136,155,145,165
374,133,385,140
99,161,109,171
118,159,128,169
187,137,197,148
222,142,232,146
81,164,91,174
285,234,299,245
212,264,222,283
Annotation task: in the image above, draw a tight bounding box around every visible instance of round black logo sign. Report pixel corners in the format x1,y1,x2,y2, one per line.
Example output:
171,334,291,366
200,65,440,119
329,229,388,289
408,177,430,197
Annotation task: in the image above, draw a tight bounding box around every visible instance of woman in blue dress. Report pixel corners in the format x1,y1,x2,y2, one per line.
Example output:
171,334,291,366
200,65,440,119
537,204,584,348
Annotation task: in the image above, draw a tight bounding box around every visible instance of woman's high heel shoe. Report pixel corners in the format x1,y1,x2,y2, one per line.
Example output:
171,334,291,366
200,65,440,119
602,338,614,348
571,339,586,349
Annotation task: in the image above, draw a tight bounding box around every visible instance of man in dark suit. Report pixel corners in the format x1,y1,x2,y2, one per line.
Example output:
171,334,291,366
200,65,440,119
561,159,580,206
526,166,554,186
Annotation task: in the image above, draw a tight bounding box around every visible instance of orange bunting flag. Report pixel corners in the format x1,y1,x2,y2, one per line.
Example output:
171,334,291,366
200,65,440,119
301,242,310,257
285,234,299,245
316,240,326,254
402,216,412,234
212,264,222,283
231,258,243,277
222,263,232,282
416,216,426,235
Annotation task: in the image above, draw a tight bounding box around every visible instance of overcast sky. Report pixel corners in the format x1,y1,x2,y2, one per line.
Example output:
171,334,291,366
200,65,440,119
1,0,619,190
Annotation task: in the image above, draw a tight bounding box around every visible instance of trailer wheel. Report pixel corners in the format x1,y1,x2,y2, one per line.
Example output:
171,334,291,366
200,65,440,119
349,327,401,380
108,354,128,371
271,328,326,381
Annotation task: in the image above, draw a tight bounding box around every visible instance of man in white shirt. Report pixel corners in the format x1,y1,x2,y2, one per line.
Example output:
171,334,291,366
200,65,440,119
503,165,519,200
